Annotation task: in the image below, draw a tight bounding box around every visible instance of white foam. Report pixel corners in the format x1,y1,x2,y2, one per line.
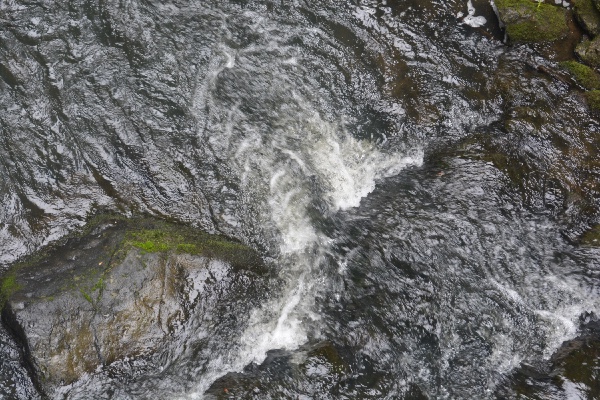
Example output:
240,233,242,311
185,31,424,397
462,0,487,27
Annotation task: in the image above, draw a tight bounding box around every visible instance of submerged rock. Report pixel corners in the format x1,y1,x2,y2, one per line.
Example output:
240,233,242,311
205,341,352,399
0,216,265,397
495,0,570,42
496,313,600,399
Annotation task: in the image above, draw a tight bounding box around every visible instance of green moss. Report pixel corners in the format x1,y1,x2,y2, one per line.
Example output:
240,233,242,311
132,239,170,253
584,89,600,111
125,226,248,256
128,229,188,254
91,277,104,293
0,273,20,307
560,61,600,90
1,215,263,310
176,243,197,253
119,221,261,271
79,288,94,305
573,0,596,14
496,0,569,42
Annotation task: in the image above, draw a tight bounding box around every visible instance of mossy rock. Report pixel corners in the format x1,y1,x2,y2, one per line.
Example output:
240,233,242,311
573,0,600,37
576,36,600,67
584,89,600,110
0,273,20,308
0,214,267,396
495,0,570,42
560,60,600,89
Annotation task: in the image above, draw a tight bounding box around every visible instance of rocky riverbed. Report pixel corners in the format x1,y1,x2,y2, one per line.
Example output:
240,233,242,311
2,0,600,398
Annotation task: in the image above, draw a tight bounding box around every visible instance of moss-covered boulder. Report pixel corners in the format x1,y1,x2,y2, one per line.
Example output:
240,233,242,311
495,0,570,43
573,0,600,37
560,60,600,89
0,216,265,397
584,89,600,110
576,36,600,66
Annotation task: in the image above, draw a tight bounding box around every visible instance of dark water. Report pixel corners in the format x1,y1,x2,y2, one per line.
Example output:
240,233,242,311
1,0,600,398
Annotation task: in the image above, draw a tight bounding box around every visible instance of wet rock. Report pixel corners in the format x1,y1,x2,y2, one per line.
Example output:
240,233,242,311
0,216,264,397
495,0,570,42
496,313,600,399
0,324,40,400
205,341,352,399
560,60,600,89
573,0,600,37
581,223,600,244
584,88,600,111
576,36,600,66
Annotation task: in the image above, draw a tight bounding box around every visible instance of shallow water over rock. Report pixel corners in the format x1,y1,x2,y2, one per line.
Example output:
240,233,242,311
1,0,600,399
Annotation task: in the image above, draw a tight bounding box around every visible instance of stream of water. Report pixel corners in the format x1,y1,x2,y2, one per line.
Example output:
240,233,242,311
1,0,599,398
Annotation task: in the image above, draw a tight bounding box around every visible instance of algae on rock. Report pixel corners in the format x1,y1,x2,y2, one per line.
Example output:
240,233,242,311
560,60,600,89
495,0,570,42
584,89,600,110
0,216,267,397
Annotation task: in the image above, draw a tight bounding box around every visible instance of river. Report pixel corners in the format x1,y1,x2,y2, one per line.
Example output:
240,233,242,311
1,0,599,398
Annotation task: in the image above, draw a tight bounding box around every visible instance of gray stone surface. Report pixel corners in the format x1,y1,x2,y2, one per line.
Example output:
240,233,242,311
1,217,265,397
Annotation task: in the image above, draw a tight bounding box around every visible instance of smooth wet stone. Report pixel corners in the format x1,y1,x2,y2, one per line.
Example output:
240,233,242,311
0,217,264,397
495,0,570,42
573,0,600,37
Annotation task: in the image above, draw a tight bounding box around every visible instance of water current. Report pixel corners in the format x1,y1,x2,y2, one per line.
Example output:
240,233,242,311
1,0,600,398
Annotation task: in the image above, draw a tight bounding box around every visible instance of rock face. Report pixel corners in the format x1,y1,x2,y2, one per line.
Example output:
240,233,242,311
0,216,265,397
495,0,570,42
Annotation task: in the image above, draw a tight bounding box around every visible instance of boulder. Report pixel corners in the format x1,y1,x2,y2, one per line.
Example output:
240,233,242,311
560,60,600,89
573,0,600,37
0,216,265,396
576,36,600,66
495,0,570,42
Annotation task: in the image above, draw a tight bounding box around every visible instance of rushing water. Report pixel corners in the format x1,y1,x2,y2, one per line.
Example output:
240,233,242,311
1,0,600,398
